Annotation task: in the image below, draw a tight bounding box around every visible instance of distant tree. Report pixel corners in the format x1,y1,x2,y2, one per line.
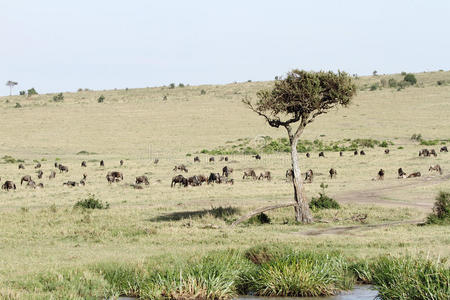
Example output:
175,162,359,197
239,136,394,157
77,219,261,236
19,91,26,96
372,70,378,76
27,88,38,96
53,93,64,102
178,83,185,88
169,83,175,89
403,73,417,85
243,70,356,223
97,95,105,103
388,78,397,88
6,81,18,96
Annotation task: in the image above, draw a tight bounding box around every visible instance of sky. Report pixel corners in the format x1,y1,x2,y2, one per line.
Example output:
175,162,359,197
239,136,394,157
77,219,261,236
1,0,449,96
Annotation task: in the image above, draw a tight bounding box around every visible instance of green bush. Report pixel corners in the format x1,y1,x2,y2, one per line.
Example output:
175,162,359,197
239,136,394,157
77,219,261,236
369,83,379,91
420,139,440,146
2,155,24,164
27,88,38,96
247,213,271,225
178,83,184,88
388,78,397,88
427,191,450,225
168,83,175,89
74,194,109,210
53,93,64,102
200,89,206,95
309,183,340,211
15,102,22,108
19,90,26,95
380,141,388,147
403,73,417,85
97,95,105,103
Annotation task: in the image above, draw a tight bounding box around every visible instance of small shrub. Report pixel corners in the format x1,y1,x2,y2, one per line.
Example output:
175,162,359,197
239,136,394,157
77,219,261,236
14,103,22,108
247,213,271,225
27,88,38,96
403,73,417,85
19,90,26,95
401,71,406,76
420,139,439,146
309,183,340,211
200,89,206,95
388,78,397,88
53,93,64,102
369,83,379,91
178,83,184,88
379,141,388,147
169,83,175,89
372,70,378,76
97,95,105,103
397,146,404,149
74,194,109,210
426,191,450,225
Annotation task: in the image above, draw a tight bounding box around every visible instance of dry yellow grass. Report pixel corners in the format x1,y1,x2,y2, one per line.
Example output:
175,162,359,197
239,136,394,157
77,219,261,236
0,71,449,294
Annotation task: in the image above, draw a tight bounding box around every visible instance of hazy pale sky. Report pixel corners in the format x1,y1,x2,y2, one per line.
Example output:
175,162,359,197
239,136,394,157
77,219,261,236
1,0,449,96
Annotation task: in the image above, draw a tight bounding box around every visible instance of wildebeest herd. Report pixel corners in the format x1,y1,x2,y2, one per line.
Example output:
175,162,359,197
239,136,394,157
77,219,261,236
0,145,447,192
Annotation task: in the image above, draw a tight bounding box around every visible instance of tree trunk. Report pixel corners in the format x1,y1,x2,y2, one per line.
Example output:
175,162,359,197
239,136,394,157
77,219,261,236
290,135,313,223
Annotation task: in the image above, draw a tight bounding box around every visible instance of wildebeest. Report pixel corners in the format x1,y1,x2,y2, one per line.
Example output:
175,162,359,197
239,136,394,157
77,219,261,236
258,171,271,181
188,175,201,186
398,168,407,178
35,162,41,169
407,172,421,178
430,149,437,157
440,146,448,152
209,157,215,162
377,169,385,180
83,173,87,180
222,166,233,177
318,152,324,158
63,181,79,187
37,170,43,179
120,160,124,166
253,154,261,160
100,160,105,167
18,164,25,169
171,175,188,187
242,169,257,180
37,183,44,188
339,151,343,157
173,164,188,172
220,156,229,162
225,156,229,161
21,175,32,185
54,162,59,168
360,150,366,155
154,158,159,165
197,174,207,184
354,150,358,156
306,152,310,158
81,161,87,167
385,149,390,154
194,156,200,163
329,168,337,179
107,171,123,183
419,149,431,157
136,175,150,185
58,164,69,173
26,180,36,189
79,179,86,186
208,173,221,184
305,169,314,183
2,181,16,191
285,168,293,180
49,170,56,179
429,164,443,175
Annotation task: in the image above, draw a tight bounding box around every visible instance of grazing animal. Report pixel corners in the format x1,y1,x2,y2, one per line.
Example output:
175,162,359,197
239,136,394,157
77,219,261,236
54,162,59,168
208,173,221,184
430,149,437,157
58,164,69,173
222,166,233,177
18,164,25,169
360,150,366,155
171,175,188,187
318,152,324,158
440,146,448,152
407,172,421,178
286,168,293,180
339,151,343,157
209,157,215,162
188,176,201,186
306,152,310,158
398,168,407,178
258,171,271,181
79,180,86,186
173,164,188,172
194,156,200,163
26,180,36,189
224,156,229,161
242,169,257,180
197,174,207,184
419,149,430,157
253,154,261,160
37,183,44,188
81,161,87,167
219,157,225,161
63,181,79,187
354,150,358,156
106,174,115,184
120,160,124,166
2,181,16,191
37,170,43,179
49,170,56,179
429,164,443,175
83,173,87,180
21,175,32,185
385,149,390,154
329,168,337,179
136,175,150,185
305,169,314,183
100,160,105,167
154,158,159,165
377,169,385,180
35,162,41,169
107,171,123,182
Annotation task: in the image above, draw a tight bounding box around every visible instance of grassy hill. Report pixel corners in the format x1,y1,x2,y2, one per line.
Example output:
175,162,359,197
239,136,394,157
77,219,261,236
0,70,449,298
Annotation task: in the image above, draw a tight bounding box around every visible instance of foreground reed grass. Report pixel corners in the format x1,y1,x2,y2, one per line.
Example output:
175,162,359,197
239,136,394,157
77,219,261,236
6,245,448,299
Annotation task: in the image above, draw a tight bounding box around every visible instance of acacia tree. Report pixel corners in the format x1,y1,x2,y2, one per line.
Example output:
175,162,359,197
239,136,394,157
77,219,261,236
243,70,356,223
6,81,18,96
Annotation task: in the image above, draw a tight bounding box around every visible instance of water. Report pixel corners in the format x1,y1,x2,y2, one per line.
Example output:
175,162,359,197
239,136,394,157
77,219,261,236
118,285,378,300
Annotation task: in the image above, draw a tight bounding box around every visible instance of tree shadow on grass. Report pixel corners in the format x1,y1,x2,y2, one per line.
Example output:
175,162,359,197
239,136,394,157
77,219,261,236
150,206,240,222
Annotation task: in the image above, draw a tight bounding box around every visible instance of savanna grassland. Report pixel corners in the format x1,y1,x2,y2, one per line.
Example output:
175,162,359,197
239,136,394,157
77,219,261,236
0,71,449,299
